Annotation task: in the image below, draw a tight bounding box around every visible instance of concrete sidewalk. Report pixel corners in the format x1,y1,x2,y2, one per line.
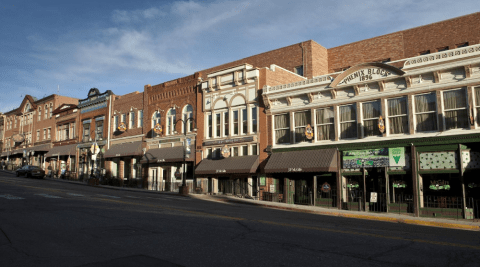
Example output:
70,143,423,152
189,194,480,231
2,168,479,231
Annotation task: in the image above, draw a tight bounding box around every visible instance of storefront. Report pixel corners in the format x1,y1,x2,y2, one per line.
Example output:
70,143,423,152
26,143,51,169
264,149,338,206
45,144,77,178
141,146,194,192
77,141,106,180
196,155,259,197
104,141,143,186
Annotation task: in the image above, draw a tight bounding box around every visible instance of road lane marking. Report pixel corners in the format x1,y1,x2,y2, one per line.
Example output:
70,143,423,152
125,196,140,198
67,193,84,197
35,193,62,199
97,194,121,199
0,194,24,200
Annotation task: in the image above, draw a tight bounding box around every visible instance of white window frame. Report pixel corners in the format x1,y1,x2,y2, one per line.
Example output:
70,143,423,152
129,111,135,129
43,129,46,140
315,107,335,141
206,113,212,139
114,116,119,131
251,144,258,155
338,104,357,140
274,113,290,145
241,145,248,156
232,110,239,136
182,105,193,133
138,110,143,128
151,111,160,130
36,130,40,142
386,97,409,136
166,108,176,135
251,106,258,134
442,88,468,131
44,105,48,119
47,128,51,140
293,110,311,143
49,103,53,118
361,100,381,138
413,93,438,133
38,107,41,121
215,113,221,138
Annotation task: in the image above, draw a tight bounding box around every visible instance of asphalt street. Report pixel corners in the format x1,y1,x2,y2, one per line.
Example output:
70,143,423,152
0,172,479,267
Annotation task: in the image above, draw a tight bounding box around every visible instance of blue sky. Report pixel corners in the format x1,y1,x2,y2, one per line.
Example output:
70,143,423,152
0,0,478,112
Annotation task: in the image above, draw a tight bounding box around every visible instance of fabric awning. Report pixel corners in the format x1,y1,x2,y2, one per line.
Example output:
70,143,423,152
45,144,77,158
140,146,193,164
264,148,338,173
27,144,51,152
104,141,143,158
195,155,259,175
11,149,24,156
0,152,7,158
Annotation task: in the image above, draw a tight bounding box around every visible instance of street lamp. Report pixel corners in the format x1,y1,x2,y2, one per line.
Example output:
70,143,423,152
173,117,197,195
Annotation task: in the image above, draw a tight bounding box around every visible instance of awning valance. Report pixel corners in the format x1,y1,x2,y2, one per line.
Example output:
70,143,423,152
140,146,193,164
104,141,143,158
28,144,51,152
264,148,338,173
195,155,259,175
45,144,77,158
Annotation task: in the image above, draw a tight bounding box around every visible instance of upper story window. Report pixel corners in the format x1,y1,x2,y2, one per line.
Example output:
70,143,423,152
241,108,247,135
114,116,119,131
233,110,239,135
419,50,430,55
475,87,480,127
294,66,303,76
339,104,357,139
151,111,161,130
83,121,90,142
24,103,30,113
294,111,311,143
224,111,229,136
38,107,41,121
96,120,104,140
275,113,290,144
166,108,176,135
387,97,408,134
129,112,135,129
121,114,126,124
456,42,469,48
362,100,381,137
437,46,449,52
316,107,334,141
215,113,221,137
443,88,468,130
182,105,193,133
138,110,143,128
251,106,257,133
49,103,53,118
36,130,40,141
14,117,17,128
414,93,437,132
47,128,51,139
207,114,212,138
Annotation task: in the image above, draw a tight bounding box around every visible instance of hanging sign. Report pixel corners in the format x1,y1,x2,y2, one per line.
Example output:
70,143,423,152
221,145,230,158
378,116,385,133
118,122,127,132
153,123,163,134
12,134,25,143
429,180,451,190
321,182,331,193
305,124,314,140
174,168,181,178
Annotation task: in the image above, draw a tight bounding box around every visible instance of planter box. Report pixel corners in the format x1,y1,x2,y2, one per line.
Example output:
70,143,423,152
420,207,464,219
316,198,334,207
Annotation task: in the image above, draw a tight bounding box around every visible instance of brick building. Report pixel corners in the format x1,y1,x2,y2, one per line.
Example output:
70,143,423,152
76,88,114,180
0,94,78,171
104,91,144,186
45,103,80,179
141,74,198,192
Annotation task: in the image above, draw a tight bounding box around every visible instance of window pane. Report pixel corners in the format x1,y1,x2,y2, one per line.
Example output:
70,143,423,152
242,109,247,134
252,144,257,155
416,113,437,132
445,110,468,130
316,108,334,124
275,114,290,144
317,124,334,140
340,122,357,139
362,101,381,119
340,105,357,139
242,145,248,156
233,111,239,135
415,93,436,113
388,98,407,116
224,112,229,136
208,114,212,137
252,107,257,133
389,116,408,134
340,105,356,122
444,89,466,110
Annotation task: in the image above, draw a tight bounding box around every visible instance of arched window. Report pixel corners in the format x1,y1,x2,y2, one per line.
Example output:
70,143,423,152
24,103,30,113
152,111,161,129
182,104,193,133
166,108,176,135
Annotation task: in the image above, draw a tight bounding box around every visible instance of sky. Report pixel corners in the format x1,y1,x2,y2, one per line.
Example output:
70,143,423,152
0,0,478,113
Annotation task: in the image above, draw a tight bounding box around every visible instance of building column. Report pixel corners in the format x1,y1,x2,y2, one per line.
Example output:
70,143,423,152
119,159,124,185
313,175,317,207
212,178,218,194
248,177,253,197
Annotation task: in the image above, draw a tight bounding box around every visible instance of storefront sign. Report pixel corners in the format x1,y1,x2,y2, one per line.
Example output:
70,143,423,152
269,184,275,193
288,168,302,172
175,169,181,178
221,145,230,158
12,134,25,143
429,180,451,190
203,136,255,146
392,180,407,188
118,122,127,132
388,147,405,167
343,148,406,168
338,67,392,86
370,192,378,203
154,123,163,134
378,116,385,133
321,182,331,193
216,169,226,173
305,124,313,140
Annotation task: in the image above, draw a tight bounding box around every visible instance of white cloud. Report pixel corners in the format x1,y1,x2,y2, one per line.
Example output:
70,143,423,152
112,7,166,23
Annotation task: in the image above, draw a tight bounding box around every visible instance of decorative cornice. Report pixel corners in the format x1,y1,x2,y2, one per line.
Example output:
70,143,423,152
263,75,332,94
403,44,480,69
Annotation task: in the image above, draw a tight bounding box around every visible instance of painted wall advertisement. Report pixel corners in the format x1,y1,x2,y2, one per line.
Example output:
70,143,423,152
343,147,405,168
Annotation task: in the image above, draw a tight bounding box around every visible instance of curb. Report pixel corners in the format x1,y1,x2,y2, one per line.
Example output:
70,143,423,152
193,195,480,231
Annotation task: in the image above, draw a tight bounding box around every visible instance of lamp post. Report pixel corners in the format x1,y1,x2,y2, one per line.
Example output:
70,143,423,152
174,117,197,195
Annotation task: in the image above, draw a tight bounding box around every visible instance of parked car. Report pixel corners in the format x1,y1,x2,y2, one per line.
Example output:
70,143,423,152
15,165,45,178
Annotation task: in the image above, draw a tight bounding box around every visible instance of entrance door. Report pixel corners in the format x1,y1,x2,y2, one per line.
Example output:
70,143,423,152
163,168,171,191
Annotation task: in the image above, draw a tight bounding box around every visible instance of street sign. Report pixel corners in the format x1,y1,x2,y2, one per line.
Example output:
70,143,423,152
370,192,378,203
90,143,100,155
